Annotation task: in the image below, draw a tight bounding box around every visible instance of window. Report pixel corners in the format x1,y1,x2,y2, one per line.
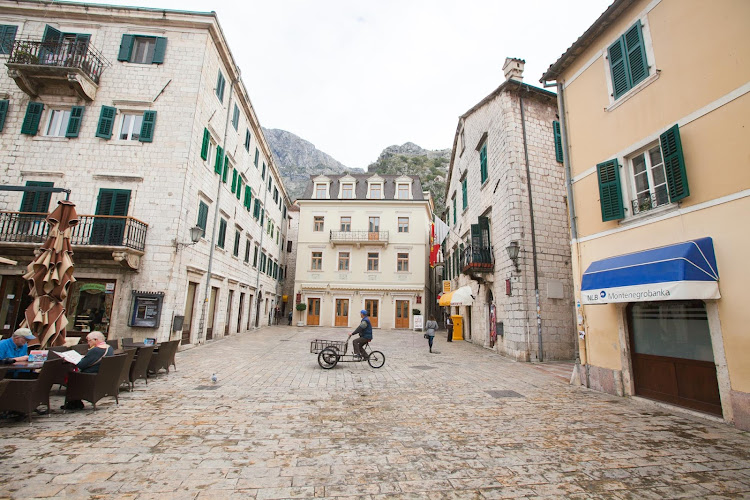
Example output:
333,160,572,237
254,148,259,167
340,216,351,232
0,25,18,55
45,108,85,138
553,122,563,163
452,197,457,225
368,217,380,233
397,253,409,272
217,218,227,248
118,35,166,64
273,187,279,203
260,252,266,273
245,129,251,151
315,184,326,199
367,252,379,271
233,229,240,257
253,199,261,220
20,181,53,213
398,217,409,233
338,252,350,271
244,239,251,263
216,71,226,102
261,163,266,180
369,183,382,199
608,22,649,100
196,201,208,237
232,104,239,130
311,252,322,270
597,124,688,222
253,246,258,267
118,111,157,142
397,184,409,199
287,240,292,253
341,183,354,199
0,99,8,132
480,143,488,183
461,178,468,210
313,216,324,232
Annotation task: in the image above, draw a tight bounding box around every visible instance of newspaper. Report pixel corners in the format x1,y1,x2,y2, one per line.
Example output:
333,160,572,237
56,350,84,365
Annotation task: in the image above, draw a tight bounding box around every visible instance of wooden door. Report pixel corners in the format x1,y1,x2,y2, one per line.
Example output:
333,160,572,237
181,282,198,345
307,298,320,326
335,299,349,327
628,301,721,416
365,299,379,328
206,287,218,340
225,290,234,335
395,300,409,329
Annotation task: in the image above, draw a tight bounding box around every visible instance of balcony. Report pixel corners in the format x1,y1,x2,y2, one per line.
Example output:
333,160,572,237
461,245,494,274
6,39,108,101
0,212,147,270
330,230,389,247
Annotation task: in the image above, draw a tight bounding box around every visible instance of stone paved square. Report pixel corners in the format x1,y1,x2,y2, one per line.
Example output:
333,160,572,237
1,326,749,499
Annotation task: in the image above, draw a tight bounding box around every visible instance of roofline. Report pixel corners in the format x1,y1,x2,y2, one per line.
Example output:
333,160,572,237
540,0,637,83
444,80,557,201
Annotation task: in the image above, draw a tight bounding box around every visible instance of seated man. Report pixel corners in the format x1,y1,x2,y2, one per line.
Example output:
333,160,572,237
62,331,114,410
348,310,373,360
0,327,35,362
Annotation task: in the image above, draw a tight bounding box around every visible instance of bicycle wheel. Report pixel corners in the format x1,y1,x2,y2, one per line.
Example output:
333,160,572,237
318,347,339,369
367,350,385,368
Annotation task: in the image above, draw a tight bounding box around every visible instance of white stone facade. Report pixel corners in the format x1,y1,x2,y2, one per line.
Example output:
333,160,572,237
443,77,575,361
0,1,290,345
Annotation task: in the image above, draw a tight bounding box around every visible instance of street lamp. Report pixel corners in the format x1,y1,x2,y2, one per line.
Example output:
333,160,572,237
506,241,520,272
175,225,203,249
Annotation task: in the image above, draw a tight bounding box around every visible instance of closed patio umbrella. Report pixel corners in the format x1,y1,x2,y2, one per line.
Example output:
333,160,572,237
19,200,78,348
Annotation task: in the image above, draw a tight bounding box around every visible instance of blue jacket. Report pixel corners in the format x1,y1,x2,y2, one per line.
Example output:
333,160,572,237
353,317,373,340
0,337,27,359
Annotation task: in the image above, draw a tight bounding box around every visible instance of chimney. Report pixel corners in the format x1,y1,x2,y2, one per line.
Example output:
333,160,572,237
503,57,525,83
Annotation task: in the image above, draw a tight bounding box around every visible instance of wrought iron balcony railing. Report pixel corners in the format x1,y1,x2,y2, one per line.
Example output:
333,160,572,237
330,230,389,244
0,212,148,252
460,245,494,274
630,189,670,216
8,39,106,83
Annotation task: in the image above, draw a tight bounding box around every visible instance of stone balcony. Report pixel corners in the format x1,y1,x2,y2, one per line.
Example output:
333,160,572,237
329,230,389,247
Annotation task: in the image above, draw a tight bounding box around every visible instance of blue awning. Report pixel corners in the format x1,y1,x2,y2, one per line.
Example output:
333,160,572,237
581,237,720,304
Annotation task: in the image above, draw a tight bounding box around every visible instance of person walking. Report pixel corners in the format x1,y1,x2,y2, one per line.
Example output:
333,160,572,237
446,315,453,342
425,315,438,353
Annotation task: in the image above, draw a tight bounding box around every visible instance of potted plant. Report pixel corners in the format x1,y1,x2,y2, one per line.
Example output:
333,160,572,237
295,303,306,327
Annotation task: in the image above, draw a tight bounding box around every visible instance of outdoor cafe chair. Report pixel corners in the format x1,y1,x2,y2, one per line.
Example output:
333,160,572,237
129,345,154,390
70,344,89,355
64,354,128,411
0,358,62,422
117,349,136,392
147,340,178,376
106,339,119,350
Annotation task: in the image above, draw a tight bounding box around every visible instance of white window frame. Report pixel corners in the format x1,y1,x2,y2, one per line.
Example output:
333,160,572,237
313,216,324,232
119,112,144,141
131,36,156,64
314,183,328,199
623,141,672,217
340,183,355,199
340,216,351,232
396,183,411,200
396,252,409,273
44,108,71,137
397,217,409,233
311,251,323,271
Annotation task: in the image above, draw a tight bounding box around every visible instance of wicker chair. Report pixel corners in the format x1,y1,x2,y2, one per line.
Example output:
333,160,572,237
129,345,154,390
147,340,179,376
117,349,136,392
64,354,128,411
106,339,119,350
70,344,89,355
0,358,62,422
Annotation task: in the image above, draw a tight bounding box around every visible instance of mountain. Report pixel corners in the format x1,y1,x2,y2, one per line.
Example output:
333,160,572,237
262,128,361,200
367,142,451,210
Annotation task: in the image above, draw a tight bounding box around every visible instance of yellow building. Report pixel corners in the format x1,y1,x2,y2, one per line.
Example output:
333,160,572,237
541,0,750,429
293,174,433,329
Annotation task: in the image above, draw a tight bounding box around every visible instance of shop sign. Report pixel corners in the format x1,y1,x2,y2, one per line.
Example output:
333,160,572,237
105,282,115,294
80,283,106,293
442,281,451,293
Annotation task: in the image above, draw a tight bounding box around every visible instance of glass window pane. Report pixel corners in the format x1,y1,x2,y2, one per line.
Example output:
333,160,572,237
649,146,663,167
634,171,649,193
652,165,666,186
632,153,646,174
131,114,143,141
119,115,133,140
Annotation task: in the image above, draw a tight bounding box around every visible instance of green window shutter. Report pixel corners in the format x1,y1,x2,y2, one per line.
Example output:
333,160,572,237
0,99,9,132
231,169,237,193
21,101,44,136
244,186,251,209
253,247,258,267
197,201,208,237
20,181,53,213
152,37,167,64
96,106,116,139
222,157,229,183
245,129,251,151
236,179,243,200
480,144,488,183
461,179,468,210
470,224,481,248
232,104,239,130
624,22,648,87
553,121,563,163
65,106,85,138
452,198,456,225
139,110,156,142
118,34,134,61
233,230,240,256
216,71,225,102
217,219,227,248
596,159,625,221
254,148,259,167
261,163,266,180
214,146,223,174
201,128,210,160
660,124,689,202
478,216,490,248
0,25,18,55
608,36,630,100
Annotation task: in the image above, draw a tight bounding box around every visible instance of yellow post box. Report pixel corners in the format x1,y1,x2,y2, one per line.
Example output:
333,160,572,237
451,315,463,341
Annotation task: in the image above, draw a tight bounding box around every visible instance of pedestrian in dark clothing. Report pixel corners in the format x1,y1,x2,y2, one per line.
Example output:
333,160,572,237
425,315,438,353
446,315,453,342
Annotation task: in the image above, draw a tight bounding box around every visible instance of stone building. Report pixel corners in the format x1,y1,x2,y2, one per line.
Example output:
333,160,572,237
541,0,750,428
0,1,289,345
280,202,299,322
442,58,575,361
293,174,432,329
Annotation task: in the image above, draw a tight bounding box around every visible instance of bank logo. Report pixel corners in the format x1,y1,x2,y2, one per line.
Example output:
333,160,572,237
600,290,607,298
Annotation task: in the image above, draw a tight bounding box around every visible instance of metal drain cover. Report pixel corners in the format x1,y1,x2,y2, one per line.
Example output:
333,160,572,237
411,365,436,370
486,390,524,398
195,385,220,390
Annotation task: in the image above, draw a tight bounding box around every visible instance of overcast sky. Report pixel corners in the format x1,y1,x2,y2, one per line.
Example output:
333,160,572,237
79,0,609,169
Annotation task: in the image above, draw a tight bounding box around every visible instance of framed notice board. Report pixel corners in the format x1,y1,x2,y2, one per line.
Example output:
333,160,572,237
129,291,165,328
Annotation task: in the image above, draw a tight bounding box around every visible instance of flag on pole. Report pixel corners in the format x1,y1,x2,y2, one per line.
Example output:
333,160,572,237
434,216,449,245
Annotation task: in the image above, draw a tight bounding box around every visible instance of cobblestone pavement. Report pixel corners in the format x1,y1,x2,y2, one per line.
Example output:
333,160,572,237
1,326,749,499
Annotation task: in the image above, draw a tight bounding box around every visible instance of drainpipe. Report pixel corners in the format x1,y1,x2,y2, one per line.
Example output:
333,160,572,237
197,75,237,344
519,90,543,362
253,159,270,327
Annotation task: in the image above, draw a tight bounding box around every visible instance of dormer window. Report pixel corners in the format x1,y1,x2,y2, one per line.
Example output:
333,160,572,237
315,183,327,199
369,183,382,199
341,183,354,199
397,183,409,199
